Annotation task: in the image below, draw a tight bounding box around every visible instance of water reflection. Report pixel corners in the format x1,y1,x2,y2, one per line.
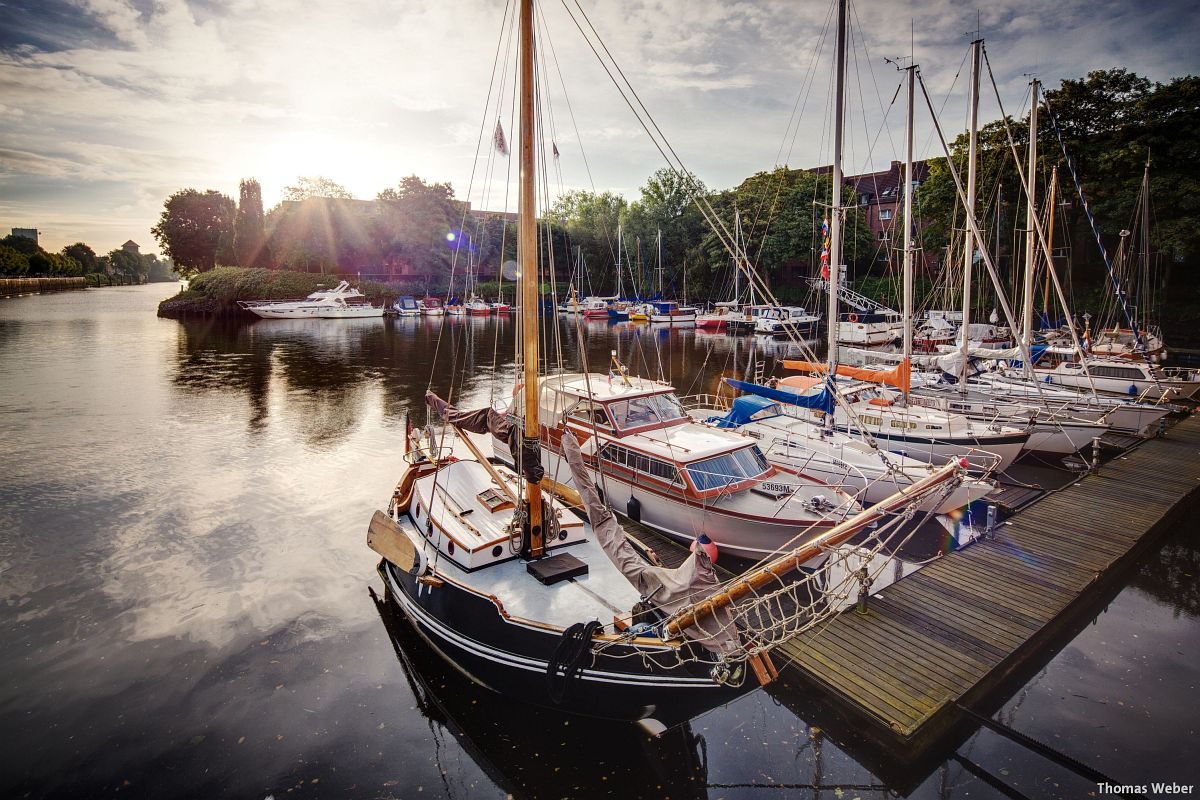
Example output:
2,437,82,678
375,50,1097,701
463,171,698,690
371,586,713,799
3,287,1198,799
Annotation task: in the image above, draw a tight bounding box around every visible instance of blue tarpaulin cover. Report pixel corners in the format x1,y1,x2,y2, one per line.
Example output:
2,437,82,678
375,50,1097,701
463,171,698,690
707,394,779,428
723,377,836,416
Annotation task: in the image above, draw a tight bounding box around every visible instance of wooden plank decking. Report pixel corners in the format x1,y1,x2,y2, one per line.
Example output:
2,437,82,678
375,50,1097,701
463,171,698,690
774,413,1200,739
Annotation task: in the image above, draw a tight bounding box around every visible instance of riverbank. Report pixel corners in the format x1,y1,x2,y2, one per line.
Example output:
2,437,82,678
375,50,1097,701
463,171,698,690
156,266,407,319
0,276,87,296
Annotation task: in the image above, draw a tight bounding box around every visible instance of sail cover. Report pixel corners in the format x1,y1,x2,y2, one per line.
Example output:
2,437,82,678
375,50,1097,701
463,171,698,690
561,431,739,655
782,358,911,392
723,377,836,415
425,390,544,484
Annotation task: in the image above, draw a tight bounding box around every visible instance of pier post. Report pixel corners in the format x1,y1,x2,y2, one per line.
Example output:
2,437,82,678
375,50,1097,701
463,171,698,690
854,566,872,615
1091,436,1102,471
985,504,997,539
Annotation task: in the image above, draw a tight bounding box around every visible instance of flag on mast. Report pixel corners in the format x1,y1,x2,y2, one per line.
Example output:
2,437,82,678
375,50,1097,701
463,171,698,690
552,141,560,160
819,217,830,280
493,119,508,156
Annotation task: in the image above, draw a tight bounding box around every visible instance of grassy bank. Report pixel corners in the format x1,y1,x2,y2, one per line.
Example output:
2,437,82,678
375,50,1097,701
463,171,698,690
156,267,425,318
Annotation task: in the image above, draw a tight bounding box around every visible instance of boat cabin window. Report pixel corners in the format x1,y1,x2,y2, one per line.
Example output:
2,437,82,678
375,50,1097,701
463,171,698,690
1088,364,1145,380
566,400,612,430
685,446,771,492
606,393,685,429
599,443,682,485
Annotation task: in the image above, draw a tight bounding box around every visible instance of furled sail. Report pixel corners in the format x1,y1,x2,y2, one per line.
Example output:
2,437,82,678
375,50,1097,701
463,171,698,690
425,390,544,484
560,431,739,655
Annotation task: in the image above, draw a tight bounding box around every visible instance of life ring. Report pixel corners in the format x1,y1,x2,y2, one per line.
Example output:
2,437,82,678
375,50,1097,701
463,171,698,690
848,313,859,323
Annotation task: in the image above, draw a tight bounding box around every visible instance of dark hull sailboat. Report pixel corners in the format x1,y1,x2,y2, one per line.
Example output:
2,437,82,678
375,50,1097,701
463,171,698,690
378,558,744,724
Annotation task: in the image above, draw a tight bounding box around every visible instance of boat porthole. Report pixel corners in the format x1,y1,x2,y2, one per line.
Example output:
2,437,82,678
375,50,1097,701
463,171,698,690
558,529,568,541
492,545,502,557
448,541,455,555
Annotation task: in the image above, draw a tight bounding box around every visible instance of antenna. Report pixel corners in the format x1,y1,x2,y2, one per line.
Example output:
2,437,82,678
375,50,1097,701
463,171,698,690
965,10,982,41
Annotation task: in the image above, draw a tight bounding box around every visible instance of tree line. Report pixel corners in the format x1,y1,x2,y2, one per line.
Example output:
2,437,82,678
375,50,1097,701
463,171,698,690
0,234,175,282
150,68,1196,311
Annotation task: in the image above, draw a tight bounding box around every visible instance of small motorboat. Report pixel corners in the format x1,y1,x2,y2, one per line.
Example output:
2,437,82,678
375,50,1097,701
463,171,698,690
393,295,421,316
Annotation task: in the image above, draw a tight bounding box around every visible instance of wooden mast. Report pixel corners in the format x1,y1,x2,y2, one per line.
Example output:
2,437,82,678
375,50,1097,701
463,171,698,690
518,0,544,558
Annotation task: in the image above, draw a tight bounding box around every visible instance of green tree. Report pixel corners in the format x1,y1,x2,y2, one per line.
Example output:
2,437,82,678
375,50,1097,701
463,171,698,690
235,178,271,268
282,176,353,201
1,234,40,255
621,168,709,297
375,176,464,278
547,190,627,290
107,248,143,281
151,189,237,277
62,242,98,273
0,246,29,275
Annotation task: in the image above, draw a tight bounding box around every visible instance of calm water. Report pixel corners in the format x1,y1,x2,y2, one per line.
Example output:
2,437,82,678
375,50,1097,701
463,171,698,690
1,284,1197,799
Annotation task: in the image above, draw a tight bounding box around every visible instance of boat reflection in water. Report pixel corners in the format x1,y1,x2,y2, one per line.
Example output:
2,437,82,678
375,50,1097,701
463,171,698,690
369,586,712,800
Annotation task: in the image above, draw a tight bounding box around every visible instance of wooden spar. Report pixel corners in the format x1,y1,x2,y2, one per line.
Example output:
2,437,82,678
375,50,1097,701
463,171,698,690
452,425,518,502
662,457,965,638
518,0,544,557
539,476,583,508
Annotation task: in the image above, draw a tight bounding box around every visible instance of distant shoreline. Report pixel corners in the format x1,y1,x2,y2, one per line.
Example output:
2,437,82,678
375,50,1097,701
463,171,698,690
0,276,87,297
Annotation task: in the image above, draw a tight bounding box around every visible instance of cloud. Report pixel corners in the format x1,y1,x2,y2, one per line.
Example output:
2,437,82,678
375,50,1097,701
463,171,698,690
0,0,1196,252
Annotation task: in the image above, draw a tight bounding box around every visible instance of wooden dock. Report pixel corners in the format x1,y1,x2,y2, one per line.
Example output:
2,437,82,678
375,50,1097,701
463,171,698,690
773,413,1200,741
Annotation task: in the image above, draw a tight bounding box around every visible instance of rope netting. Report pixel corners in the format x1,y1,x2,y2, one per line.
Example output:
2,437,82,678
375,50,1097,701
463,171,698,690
588,470,964,682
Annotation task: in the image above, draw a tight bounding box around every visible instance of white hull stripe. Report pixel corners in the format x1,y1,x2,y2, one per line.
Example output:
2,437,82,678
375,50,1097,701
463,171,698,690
385,569,717,689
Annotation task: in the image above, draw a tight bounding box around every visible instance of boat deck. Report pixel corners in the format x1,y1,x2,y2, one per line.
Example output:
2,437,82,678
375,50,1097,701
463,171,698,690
770,413,1200,740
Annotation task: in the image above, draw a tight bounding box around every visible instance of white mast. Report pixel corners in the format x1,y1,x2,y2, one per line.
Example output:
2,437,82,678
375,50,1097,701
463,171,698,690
616,223,623,298
958,38,982,388
734,208,741,303
825,0,847,406
1020,79,1039,356
902,62,916,405
656,229,664,297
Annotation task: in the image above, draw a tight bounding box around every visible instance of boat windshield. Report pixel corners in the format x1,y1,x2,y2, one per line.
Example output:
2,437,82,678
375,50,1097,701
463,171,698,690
606,393,686,429
686,446,770,492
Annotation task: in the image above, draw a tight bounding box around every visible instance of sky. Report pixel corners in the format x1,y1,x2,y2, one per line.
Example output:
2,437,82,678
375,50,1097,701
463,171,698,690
0,0,1196,255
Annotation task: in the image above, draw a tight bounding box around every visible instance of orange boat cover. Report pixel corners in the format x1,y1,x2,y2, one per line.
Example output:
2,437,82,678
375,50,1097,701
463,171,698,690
781,358,910,393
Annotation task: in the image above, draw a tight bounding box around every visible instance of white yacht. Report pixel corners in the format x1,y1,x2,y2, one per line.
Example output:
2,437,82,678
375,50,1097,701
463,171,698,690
769,374,1029,471
1030,350,1200,402
755,307,821,336
686,392,994,513
496,373,862,561
238,281,384,319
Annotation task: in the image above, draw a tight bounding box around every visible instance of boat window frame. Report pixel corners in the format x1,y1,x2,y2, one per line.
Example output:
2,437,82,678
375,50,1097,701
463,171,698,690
682,445,772,495
597,442,684,487
603,391,688,434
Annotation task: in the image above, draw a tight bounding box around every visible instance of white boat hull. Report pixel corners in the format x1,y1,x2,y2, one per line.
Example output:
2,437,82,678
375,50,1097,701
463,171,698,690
836,320,903,346
249,304,384,319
